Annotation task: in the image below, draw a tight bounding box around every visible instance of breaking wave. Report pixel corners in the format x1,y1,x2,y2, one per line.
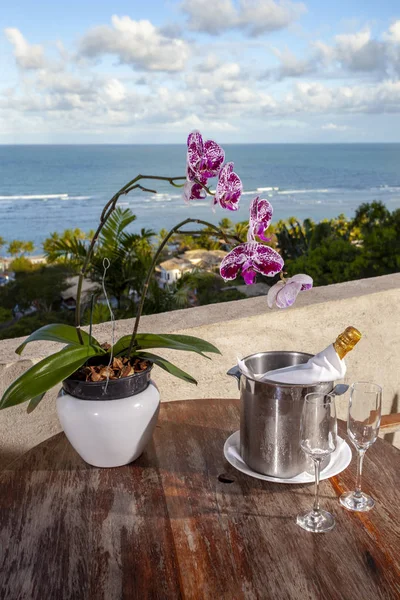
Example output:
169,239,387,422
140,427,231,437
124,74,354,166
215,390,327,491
277,189,330,195
0,193,93,201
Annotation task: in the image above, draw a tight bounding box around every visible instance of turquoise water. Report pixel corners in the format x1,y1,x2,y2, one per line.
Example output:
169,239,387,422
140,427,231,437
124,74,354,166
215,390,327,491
1,144,400,249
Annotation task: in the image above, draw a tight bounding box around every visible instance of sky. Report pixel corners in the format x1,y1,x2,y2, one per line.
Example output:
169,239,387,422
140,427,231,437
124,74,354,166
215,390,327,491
1,0,400,143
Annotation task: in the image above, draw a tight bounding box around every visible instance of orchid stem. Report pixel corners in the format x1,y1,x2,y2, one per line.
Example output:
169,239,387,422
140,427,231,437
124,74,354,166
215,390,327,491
194,178,215,196
127,219,233,356
74,174,186,344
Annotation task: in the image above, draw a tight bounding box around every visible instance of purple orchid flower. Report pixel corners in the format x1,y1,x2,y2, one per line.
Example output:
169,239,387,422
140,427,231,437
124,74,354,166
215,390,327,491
187,131,225,180
248,196,273,241
183,177,208,203
220,242,284,285
214,162,242,211
267,274,313,309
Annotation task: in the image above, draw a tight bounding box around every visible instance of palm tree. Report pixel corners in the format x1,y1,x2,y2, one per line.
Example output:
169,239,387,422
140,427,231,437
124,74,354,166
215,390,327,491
230,221,248,242
88,208,155,310
218,218,233,233
43,207,155,310
7,240,34,257
43,229,94,263
275,218,312,260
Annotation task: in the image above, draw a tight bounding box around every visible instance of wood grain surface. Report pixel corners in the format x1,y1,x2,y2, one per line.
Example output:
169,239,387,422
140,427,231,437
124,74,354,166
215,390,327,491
1,398,399,600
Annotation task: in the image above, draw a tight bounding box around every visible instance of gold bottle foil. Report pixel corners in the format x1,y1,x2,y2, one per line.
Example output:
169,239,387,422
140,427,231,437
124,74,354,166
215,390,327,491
333,326,362,359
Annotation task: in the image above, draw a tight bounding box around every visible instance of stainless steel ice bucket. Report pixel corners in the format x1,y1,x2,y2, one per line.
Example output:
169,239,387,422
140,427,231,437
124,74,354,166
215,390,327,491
228,351,334,478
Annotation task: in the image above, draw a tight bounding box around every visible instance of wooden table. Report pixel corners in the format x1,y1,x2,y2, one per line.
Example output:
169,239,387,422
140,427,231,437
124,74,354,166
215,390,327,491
1,398,399,600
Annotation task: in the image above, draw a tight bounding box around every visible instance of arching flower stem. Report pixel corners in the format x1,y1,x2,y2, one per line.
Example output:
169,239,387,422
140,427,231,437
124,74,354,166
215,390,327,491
127,217,234,356
75,174,187,344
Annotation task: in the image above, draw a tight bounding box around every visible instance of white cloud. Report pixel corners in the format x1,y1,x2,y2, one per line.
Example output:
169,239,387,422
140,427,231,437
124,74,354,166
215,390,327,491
184,60,268,117
181,0,306,36
270,47,315,79
5,28,48,70
383,20,400,44
186,60,245,94
334,29,385,72
157,113,238,132
282,80,400,115
36,71,95,97
103,79,126,103
2,17,400,141
195,54,223,72
312,40,333,65
3,59,400,141
181,0,237,34
321,123,349,131
383,20,400,76
239,0,306,36
78,16,190,72
269,26,396,80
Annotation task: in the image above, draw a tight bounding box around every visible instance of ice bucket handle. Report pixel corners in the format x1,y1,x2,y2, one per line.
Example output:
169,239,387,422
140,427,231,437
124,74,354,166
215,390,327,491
227,367,349,394
330,383,349,396
227,365,241,389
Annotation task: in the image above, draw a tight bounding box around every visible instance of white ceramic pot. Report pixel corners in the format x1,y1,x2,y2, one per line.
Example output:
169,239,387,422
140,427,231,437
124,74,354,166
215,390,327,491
56,381,160,468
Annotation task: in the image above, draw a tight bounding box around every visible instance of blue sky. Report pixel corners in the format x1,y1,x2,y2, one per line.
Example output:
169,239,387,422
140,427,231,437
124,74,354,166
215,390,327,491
1,0,400,143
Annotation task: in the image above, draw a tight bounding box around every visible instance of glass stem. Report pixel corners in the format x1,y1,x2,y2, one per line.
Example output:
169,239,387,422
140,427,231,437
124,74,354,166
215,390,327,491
313,458,322,513
355,449,366,498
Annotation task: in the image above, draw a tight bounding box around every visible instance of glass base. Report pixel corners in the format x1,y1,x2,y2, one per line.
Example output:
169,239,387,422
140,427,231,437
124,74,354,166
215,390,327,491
339,491,375,512
296,509,335,533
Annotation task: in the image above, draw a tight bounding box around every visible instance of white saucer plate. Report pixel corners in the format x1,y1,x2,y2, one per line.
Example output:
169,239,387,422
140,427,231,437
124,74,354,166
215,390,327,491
223,431,352,484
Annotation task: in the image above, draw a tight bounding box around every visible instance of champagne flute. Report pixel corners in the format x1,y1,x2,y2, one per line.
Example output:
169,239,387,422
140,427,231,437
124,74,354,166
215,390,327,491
340,382,382,512
297,392,337,533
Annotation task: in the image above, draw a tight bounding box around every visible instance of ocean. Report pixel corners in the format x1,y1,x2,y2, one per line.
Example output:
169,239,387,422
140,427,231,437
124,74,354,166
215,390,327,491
1,144,400,251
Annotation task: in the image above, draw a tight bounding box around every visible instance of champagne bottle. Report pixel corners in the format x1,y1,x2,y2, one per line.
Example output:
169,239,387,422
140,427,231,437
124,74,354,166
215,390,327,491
238,325,362,384
333,326,362,360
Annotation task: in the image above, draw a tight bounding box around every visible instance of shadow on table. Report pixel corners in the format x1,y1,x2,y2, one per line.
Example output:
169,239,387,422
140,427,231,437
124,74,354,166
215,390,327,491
0,433,92,473
0,448,25,471
383,393,399,445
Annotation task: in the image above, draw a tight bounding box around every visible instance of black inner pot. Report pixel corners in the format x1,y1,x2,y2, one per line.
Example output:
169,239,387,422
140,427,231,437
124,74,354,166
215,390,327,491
62,355,153,401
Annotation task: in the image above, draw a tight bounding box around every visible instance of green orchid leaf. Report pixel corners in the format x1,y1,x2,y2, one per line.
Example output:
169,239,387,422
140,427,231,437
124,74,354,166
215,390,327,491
27,393,46,414
136,351,197,385
0,344,102,410
113,333,221,358
15,324,100,355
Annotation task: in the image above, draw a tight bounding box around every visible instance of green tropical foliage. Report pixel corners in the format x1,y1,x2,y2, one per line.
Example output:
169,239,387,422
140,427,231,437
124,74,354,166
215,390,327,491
43,228,94,262
9,256,36,273
0,312,74,341
113,332,221,358
0,324,220,410
274,217,313,260
83,302,113,325
133,352,197,384
7,240,34,257
284,202,400,285
0,306,12,322
0,342,104,409
15,323,98,355
45,207,155,309
0,264,72,314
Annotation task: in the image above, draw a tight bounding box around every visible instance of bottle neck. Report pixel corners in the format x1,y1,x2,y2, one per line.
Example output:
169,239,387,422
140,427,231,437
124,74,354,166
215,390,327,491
333,326,362,359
